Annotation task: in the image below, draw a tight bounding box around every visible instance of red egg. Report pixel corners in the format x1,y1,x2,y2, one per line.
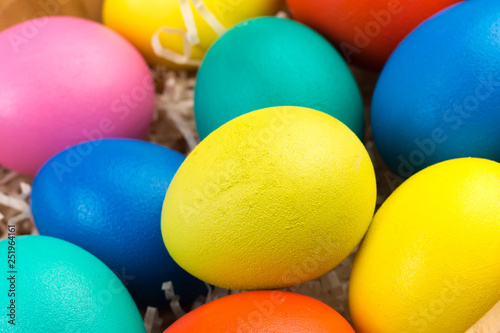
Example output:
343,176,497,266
165,291,354,332
286,0,462,70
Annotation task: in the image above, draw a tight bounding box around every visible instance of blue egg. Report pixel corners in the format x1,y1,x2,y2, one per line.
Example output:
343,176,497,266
371,0,500,178
31,139,207,308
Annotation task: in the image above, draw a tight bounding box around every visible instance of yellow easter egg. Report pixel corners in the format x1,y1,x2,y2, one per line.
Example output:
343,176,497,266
161,106,376,290
349,158,500,333
103,0,283,69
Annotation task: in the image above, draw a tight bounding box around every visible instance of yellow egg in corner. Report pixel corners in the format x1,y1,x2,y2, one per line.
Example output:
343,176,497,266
161,106,376,290
103,0,283,69
350,158,500,333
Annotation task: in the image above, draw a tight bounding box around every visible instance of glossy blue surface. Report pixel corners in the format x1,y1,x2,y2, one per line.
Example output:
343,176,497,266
31,139,207,308
371,0,500,177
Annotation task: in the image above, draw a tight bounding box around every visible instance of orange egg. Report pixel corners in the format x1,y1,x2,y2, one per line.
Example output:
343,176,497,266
286,0,461,70
165,291,354,332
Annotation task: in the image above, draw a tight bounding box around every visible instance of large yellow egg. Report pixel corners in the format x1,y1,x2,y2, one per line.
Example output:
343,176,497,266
161,106,376,290
103,0,283,69
350,158,500,333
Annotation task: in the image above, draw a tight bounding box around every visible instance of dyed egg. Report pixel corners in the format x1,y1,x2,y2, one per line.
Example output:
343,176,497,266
0,16,155,177
194,17,364,140
162,106,376,290
31,139,207,308
349,158,500,333
103,0,282,69
286,0,460,70
0,236,145,332
165,291,354,332
371,0,500,178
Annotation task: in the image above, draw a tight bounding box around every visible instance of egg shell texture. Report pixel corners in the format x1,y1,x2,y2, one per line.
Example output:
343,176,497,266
349,158,500,333
286,0,461,70
0,16,155,176
165,291,355,332
162,106,376,290
371,0,500,177
0,235,145,332
31,139,207,308
194,17,364,140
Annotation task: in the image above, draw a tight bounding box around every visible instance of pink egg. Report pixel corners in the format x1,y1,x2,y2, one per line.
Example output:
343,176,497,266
0,16,155,176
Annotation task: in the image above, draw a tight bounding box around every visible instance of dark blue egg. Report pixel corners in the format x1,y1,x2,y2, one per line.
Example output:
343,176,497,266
371,0,500,178
31,139,207,308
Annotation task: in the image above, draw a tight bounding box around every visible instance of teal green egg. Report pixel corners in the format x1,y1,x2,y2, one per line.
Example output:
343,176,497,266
194,17,364,140
0,235,145,332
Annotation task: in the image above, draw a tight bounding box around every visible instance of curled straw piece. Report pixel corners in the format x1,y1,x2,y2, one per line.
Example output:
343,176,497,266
0,179,32,226
162,281,186,318
191,0,226,35
151,0,227,66
144,307,163,333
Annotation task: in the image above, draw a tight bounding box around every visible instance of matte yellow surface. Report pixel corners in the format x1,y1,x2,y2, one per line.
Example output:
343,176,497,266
350,158,500,333
103,0,282,69
161,106,376,290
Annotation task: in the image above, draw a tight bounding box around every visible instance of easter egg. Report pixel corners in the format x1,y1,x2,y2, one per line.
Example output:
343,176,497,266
286,0,460,70
0,16,155,177
31,139,207,308
194,17,364,140
349,158,500,333
103,0,282,69
165,291,355,332
0,235,145,332
162,106,376,290
371,0,500,178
